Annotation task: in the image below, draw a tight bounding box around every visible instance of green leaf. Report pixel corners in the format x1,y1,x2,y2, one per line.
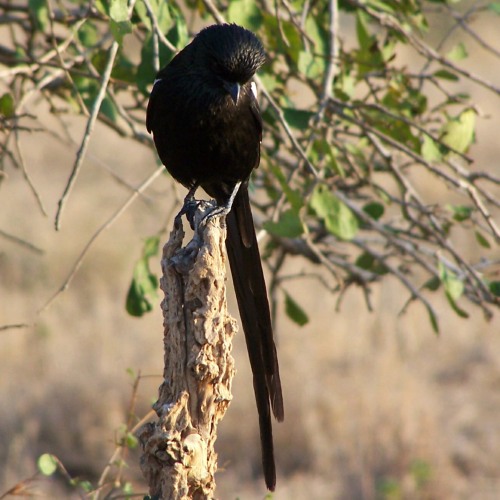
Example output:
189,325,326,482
446,42,468,61
442,108,475,154
426,304,440,334
356,9,372,51
126,260,158,316
446,204,472,222
38,454,58,476
78,481,93,492
101,95,119,123
110,19,133,44
263,209,304,238
133,1,151,30
421,135,442,162
298,50,323,79
143,235,160,258
112,52,136,83
267,164,303,212
168,5,188,49
125,432,139,449
28,0,49,31
366,0,396,13
150,0,174,35
355,252,388,275
438,262,463,301
0,93,15,118
310,185,359,240
283,107,314,130
488,281,500,296
94,0,109,16
475,231,491,248
227,0,263,31
285,292,309,326
438,261,469,318
126,238,160,317
363,202,384,220
263,15,302,65
423,276,441,291
77,21,100,48
433,69,459,81
335,72,356,101
110,0,129,22
489,2,500,14
137,33,175,94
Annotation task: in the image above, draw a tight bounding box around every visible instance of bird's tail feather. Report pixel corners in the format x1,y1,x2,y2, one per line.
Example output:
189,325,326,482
225,187,284,490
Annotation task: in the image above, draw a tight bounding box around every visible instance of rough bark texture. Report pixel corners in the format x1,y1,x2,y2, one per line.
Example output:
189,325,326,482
139,206,237,499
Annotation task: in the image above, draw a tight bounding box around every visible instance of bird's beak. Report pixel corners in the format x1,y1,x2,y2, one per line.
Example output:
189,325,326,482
224,81,241,104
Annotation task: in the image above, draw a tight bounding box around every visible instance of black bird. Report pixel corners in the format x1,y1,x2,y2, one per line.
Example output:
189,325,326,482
146,24,284,490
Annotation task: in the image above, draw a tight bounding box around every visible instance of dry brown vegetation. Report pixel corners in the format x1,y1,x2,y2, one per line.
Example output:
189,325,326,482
1,102,499,499
1,3,500,500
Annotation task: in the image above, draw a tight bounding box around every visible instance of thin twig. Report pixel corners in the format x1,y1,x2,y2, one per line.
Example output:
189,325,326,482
40,166,164,313
0,228,44,254
54,40,119,230
143,0,178,54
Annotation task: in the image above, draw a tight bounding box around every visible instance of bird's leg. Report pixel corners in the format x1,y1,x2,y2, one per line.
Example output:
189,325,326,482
201,181,242,227
175,184,200,229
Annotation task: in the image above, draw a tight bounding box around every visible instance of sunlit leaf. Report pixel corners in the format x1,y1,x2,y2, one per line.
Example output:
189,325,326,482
442,108,475,154
228,0,263,31
298,51,323,79
110,0,129,22
38,454,58,476
421,135,442,162
143,235,160,258
148,0,173,34
310,185,359,240
125,432,139,449
28,0,49,31
446,42,468,61
438,261,469,318
133,1,152,30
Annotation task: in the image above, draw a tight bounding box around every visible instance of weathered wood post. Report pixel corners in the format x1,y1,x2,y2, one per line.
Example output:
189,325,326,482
140,205,237,499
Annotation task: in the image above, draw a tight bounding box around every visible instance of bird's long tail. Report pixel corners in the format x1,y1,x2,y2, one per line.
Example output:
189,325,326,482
225,185,284,491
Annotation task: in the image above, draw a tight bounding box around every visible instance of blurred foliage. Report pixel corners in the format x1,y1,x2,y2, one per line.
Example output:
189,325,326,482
1,0,500,336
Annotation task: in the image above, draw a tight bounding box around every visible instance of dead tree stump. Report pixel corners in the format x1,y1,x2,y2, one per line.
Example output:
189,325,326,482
140,206,237,499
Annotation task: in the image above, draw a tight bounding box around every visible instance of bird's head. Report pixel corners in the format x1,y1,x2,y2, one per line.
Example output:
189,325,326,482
193,24,266,104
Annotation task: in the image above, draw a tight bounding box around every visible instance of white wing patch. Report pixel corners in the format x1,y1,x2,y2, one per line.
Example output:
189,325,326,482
250,81,258,99
153,78,162,87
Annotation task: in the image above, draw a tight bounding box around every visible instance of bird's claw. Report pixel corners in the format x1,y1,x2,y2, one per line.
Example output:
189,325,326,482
175,199,203,230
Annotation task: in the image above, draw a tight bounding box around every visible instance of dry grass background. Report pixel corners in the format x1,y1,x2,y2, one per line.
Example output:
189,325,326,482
1,17,500,500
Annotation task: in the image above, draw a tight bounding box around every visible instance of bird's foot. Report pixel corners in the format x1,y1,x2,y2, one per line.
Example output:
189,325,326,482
175,199,202,230
199,180,242,228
